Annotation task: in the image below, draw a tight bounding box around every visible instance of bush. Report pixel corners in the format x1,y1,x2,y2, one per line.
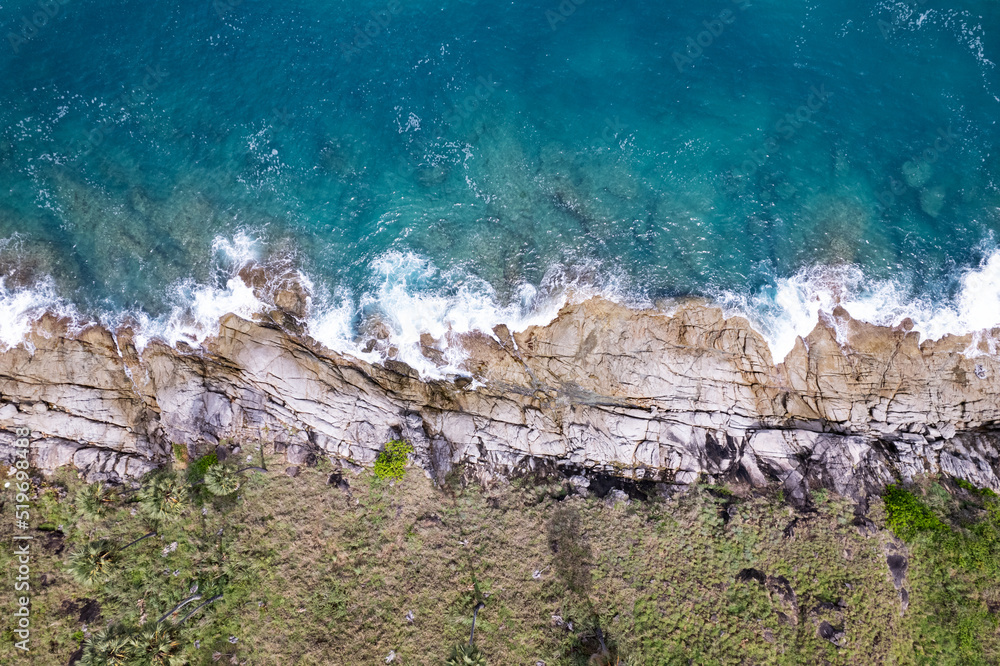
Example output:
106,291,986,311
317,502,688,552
188,452,218,482
883,484,947,540
373,440,413,481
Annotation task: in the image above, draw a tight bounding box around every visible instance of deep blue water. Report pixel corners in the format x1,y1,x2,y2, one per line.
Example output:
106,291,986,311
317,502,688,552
1,0,999,366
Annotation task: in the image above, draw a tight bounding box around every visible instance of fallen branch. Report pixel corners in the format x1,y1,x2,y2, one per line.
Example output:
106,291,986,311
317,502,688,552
158,594,202,624
178,594,224,625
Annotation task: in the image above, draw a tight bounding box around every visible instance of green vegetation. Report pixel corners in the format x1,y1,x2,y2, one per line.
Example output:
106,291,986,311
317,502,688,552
373,439,414,481
80,621,182,665
883,484,947,539
881,481,1000,665
203,465,241,497
445,643,487,666
77,482,120,519
2,444,999,664
136,473,189,522
186,453,218,484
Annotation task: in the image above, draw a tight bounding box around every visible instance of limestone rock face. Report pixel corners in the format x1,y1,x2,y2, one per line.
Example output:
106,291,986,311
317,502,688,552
0,297,997,500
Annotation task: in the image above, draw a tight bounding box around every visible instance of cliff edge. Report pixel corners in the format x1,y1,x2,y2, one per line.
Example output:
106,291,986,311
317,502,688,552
1,293,998,502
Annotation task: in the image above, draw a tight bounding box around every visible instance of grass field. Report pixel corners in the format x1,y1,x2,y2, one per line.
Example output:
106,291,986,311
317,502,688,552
1,440,998,665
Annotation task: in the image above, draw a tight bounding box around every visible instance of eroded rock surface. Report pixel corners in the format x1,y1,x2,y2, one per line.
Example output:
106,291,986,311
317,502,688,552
1,296,998,500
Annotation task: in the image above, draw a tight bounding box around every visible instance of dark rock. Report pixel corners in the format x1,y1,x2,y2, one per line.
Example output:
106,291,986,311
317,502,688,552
900,588,910,614
42,531,65,555
853,516,877,537
766,575,797,608
818,621,837,640
273,441,287,454
285,466,300,478
215,445,229,462
735,568,766,586
328,471,350,491
78,598,101,623
67,647,84,666
58,599,80,618
886,555,907,589
287,444,316,466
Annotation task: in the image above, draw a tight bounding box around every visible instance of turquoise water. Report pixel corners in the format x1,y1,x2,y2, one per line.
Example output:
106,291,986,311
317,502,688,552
2,0,999,366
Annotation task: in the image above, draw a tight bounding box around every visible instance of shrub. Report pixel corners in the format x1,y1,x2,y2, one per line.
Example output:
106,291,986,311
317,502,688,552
79,622,181,666
373,440,413,481
67,539,121,587
883,484,947,540
188,452,218,482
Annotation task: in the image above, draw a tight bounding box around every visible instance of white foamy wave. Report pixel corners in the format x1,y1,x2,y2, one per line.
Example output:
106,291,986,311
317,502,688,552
0,278,82,353
723,249,1000,362
307,252,630,378
127,232,269,351
130,277,267,352
211,230,261,269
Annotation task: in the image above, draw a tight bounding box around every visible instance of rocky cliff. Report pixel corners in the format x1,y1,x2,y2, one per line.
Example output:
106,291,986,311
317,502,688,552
1,291,998,502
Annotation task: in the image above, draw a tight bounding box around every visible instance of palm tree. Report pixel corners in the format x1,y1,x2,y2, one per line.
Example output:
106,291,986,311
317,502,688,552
137,474,189,521
67,540,121,587
67,532,157,587
79,623,134,666
77,482,119,519
204,465,241,496
128,622,182,665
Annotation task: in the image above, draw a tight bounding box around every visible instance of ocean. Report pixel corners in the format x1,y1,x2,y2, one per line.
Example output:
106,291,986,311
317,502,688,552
1,0,999,375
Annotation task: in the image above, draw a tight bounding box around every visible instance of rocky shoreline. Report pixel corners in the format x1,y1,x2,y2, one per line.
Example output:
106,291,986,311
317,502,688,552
1,284,998,502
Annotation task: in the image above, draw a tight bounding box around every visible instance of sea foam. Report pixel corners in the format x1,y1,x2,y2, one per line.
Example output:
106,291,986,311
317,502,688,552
2,239,999,377
722,248,1000,362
